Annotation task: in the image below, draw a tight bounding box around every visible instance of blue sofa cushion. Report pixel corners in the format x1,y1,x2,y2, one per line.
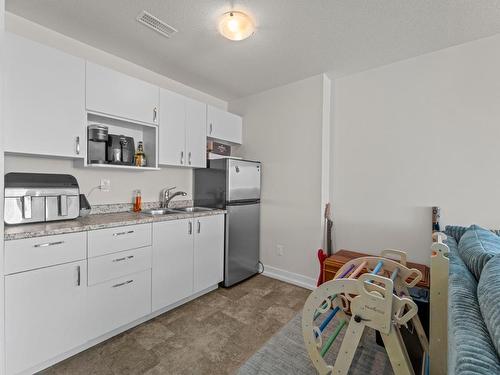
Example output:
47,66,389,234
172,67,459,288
478,254,500,357
447,236,500,373
458,225,500,280
445,225,469,243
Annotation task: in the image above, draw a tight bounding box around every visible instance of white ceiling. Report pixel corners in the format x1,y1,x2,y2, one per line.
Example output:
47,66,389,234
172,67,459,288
6,0,500,101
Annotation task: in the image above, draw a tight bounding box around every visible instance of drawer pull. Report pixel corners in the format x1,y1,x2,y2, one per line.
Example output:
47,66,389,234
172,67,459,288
34,240,65,248
113,230,134,237
112,255,135,263
112,279,134,288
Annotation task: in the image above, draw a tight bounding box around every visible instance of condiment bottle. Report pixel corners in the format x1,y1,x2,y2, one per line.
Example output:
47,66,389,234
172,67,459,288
135,141,147,167
133,190,142,212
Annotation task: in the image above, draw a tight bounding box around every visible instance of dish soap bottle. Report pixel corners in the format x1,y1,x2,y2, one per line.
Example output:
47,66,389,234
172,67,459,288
135,141,147,167
133,189,142,212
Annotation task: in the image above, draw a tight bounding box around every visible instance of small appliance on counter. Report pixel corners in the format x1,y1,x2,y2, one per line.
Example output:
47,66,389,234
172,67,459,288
4,173,80,225
107,134,135,165
87,124,109,164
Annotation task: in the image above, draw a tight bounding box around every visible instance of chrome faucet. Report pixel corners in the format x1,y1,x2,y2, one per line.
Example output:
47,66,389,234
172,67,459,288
161,187,187,208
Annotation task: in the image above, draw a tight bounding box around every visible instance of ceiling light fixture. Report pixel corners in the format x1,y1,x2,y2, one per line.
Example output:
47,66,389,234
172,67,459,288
218,11,255,41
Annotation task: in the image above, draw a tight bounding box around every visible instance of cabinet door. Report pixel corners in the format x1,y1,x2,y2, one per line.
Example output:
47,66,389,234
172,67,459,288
207,105,242,144
86,62,159,125
87,270,151,340
185,98,207,168
158,89,186,166
4,33,85,158
5,261,87,375
152,219,194,311
194,215,224,292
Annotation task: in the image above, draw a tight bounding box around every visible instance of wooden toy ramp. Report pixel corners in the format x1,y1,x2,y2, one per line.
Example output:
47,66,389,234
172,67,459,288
302,253,429,375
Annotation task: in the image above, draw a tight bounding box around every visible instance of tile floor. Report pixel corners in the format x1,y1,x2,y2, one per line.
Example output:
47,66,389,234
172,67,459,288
41,275,310,375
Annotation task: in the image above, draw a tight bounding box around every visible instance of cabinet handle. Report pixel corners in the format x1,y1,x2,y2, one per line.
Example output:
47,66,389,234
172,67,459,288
188,152,192,165
180,151,184,165
153,107,158,122
113,230,134,237
34,240,65,248
112,279,134,288
76,136,80,155
209,123,213,135
197,220,201,233
188,221,192,235
112,255,134,262
76,265,81,286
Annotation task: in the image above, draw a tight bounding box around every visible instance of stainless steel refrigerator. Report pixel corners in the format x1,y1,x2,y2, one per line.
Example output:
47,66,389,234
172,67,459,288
194,158,261,287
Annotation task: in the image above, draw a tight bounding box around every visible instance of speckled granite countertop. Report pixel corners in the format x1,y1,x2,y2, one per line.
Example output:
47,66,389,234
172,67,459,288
4,209,226,241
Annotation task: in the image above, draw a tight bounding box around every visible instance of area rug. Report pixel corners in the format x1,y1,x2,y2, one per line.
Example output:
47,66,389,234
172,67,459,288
237,312,393,374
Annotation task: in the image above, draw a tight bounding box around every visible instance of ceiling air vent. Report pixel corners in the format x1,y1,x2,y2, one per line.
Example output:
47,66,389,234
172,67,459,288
136,10,178,38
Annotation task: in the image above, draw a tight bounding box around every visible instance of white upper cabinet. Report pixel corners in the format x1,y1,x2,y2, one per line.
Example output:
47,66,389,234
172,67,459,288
4,33,85,158
207,105,242,144
86,62,159,125
185,97,207,168
159,89,186,166
159,88,207,168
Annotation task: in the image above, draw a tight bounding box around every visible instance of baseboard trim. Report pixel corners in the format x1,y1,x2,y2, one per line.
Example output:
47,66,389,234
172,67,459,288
262,265,316,290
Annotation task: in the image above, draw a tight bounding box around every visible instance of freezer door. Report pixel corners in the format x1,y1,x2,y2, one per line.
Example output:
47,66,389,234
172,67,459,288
225,202,260,287
227,160,261,202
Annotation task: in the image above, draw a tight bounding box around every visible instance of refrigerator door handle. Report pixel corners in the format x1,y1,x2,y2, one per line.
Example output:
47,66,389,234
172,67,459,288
226,200,260,206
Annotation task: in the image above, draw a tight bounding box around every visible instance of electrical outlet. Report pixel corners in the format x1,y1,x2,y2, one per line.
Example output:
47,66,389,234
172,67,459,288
276,244,284,256
100,179,111,192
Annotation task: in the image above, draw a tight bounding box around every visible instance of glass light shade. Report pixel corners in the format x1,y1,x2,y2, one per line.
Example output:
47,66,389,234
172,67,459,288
219,11,255,41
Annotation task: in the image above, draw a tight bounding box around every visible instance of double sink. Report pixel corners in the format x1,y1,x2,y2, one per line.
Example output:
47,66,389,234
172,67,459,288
142,207,214,216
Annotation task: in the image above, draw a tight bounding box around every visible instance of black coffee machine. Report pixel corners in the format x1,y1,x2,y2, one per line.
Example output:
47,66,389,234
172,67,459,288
107,134,135,165
87,125,135,165
87,124,108,164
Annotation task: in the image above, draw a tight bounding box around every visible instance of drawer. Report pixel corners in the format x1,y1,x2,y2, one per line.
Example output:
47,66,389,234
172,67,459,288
4,232,87,275
88,246,152,286
88,223,151,258
87,269,151,340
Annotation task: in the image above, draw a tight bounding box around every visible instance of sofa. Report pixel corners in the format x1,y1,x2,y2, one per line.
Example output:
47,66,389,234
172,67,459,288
444,225,500,374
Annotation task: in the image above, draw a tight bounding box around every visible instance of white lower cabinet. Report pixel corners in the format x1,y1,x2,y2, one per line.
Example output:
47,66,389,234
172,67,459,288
152,219,194,311
87,269,152,340
5,260,87,375
3,215,224,374
194,215,225,292
152,215,224,311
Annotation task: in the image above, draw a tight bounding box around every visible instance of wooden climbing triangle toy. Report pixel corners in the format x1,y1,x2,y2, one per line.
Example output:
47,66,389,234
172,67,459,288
302,250,429,375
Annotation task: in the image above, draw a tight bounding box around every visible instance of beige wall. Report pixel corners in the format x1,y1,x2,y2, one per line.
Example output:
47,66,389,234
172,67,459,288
332,33,500,265
230,74,331,285
4,14,228,205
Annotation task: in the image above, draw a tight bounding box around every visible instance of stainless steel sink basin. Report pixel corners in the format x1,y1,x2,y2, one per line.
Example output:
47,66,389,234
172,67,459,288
174,207,213,213
142,208,180,215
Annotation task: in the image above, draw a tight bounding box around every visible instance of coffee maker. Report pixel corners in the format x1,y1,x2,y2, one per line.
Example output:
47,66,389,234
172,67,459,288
87,124,108,164
107,134,135,165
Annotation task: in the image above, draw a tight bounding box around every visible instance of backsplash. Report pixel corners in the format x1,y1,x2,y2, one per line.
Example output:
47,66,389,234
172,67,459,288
90,199,193,215
5,154,192,205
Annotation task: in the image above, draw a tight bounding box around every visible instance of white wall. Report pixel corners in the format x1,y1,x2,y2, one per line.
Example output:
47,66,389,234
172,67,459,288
332,33,500,265
4,13,228,205
230,74,331,287
1,1,6,373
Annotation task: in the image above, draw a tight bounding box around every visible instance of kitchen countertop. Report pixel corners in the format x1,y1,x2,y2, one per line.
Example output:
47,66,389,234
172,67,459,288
4,209,226,241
